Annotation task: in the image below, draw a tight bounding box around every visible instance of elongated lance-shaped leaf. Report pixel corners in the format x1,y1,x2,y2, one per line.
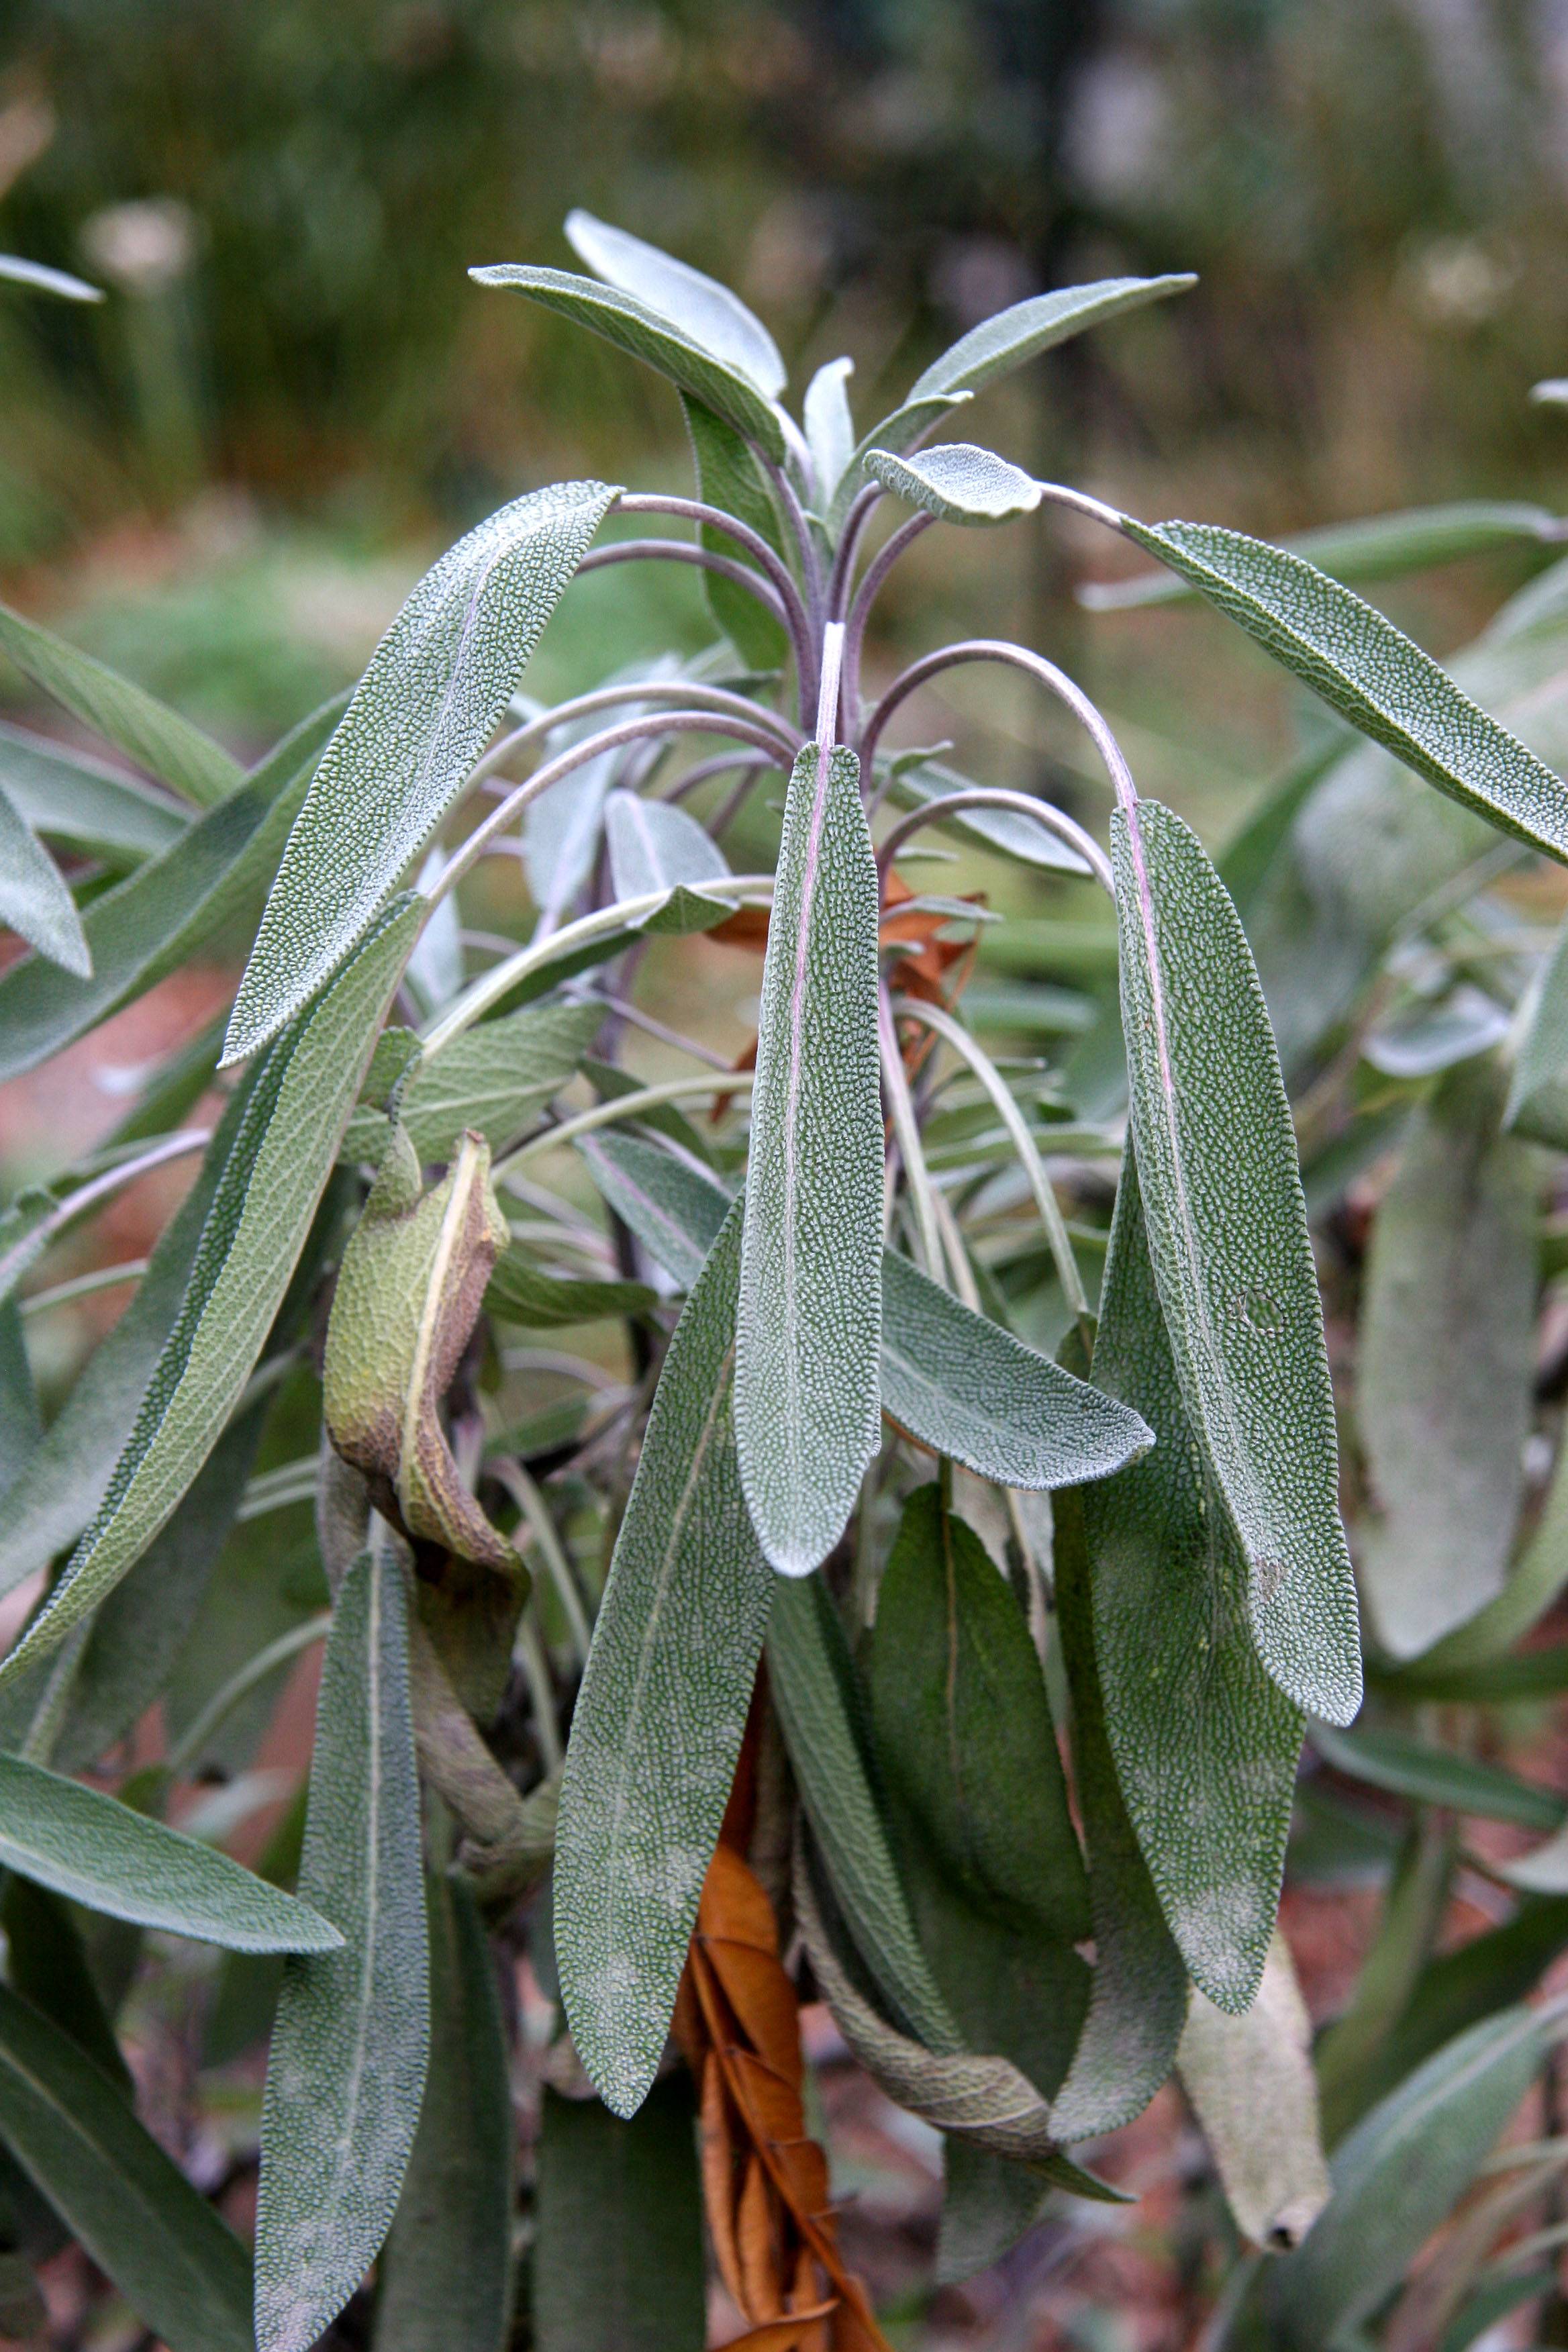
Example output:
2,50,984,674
736,740,882,1576
1123,518,1568,861
804,356,856,505
0,1983,252,2352
0,695,343,1086
555,1201,774,2116
908,276,1195,405
0,898,421,1689
1508,903,1568,1138
373,1871,512,2352
865,442,1042,525
471,264,786,460
1266,2004,1551,2347
1111,797,1361,1724
256,1536,430,2352
0,721,187,865
486,1247,655,1330
603,786,730,901
1357,1056,1538,1657
533,2077,706,2352
681,395,789,669
881,1248,1148,1489
565,209,787,398
226,483,618,1065
1310,1722,1563,1832
0,597,242,808
1085,1156,1305,2011
1049,1486,1188,2141
343,997,601,1165
1,1875,131,2092
0,1751,339,1950
1177,1933,1330,2251
0,783,89,975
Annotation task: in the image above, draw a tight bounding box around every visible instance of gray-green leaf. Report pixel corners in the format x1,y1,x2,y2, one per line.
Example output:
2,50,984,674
0,897,420,1687
1123,518,1568,861
736,744,882,1576
906,276,1195,405
1177,1932,1330,2251
882,753,1091,875
803,356,856,505
564,209,785,398
0,783,90,975
342,998,602,1165
0,721,187,865
1112,797,1361,1724
603,787,729,901
532,2079,705,2352
255,1536,430,2352
680,397,789,668
1508,904,1568,1138
864,442,1041,525
555,1202,772,2116
226,483,617,1063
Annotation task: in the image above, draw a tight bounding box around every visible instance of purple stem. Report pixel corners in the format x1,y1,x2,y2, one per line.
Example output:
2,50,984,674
825,486,883,620
859,638,1138,819
875,785,1114,898
840,513,935,744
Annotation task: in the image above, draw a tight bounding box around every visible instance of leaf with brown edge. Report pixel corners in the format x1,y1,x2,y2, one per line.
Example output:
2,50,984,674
323,1126,520,1575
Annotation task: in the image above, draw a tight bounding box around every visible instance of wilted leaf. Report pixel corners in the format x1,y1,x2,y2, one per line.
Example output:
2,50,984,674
864,443,1041,524
226,481,618,1063
533,2078,706,2352
565,209,787,399
325,1126,520,1574
1177,1933,1330,2251
255,1534,430,2352
0,782,90,974
736,743,883,1576
1112,797,1361,1724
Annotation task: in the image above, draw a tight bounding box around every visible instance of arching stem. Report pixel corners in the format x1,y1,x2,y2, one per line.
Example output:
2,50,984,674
860,638,1139,820
876,786,1114,898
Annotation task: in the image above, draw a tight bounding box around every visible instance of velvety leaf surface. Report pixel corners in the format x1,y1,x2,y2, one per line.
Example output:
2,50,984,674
0,1983,253,2352
0,783,90,974
255,1537,430,2352
736,744,883,1575
1124,518,1568,860
1112,797,1361,1724
373,1872,512,2352
803,356,856,505
532,2077,706,2352
680,396,789,668
864,442,1041,524
227,482,617,1062
342,998,601,1165
1085,1158,1304,2011
555,1203,773,2117
603,787,730,901
882,753,1092,875
0,897,420,1685
565,209,786,397
905,276,1194,404
0,721,185,865
1176,1933,1330,2251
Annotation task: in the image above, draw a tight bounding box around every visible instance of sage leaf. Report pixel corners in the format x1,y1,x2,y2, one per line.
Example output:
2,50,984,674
1508,905,1568,1138
471,264,786,460
324,1128,520,1574
564,209,786,398
603,787,729,901
0,254,103,301
0,784,89,974
485,1247,655,1330
0,596,242,808
0,1983,253,2352
0,1303,38,1485
864,442,1042,525
1084,1157,1304,2011
555,1201,774,2118
736,744,882,1576
1267,2005,1550,2348
825,392,973,530
0,897,421,1687
0,695,342,1085
1122,519,1568,861
906,275,1195,405
880,1248,1148,1489
0,1751,338,1949
533,2078,706,2352
938,2145,1054,2286
1176,1932,1330,2251
1357,1057,1538,1656
255,1536,430,2352
0,721,187,864
373,1872,512,2352
1,1876,130,2093
342,998,601,1164
1311,1723,1563,1832
803,356,856,505
883,752,1092,875
226,481,618,1064
681,397,789,668
1112,797,1361,1724
1401,1417,1568,1675
577,1130,732,1289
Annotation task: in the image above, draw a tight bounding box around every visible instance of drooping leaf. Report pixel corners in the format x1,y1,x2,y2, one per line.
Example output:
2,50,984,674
603,786,730,902
0,782,90,974
1177,1933,1330,2251
0,1751,338,1949
471,264,786,458
1122,519,1568,861
1357,1056,1538,1655
532,2079,705,2352
555,1202,773,2117
564,209,787,398
326,1126,519,1573
485,1246,655,1330
0,722,186,865
864,442,1042,525
0,1983,253,2352
0,695,342,1085
1084,1156,1305,2011
343,997,601,1164
255,1535,430,2352
880,1248,1148,1489
1087,501,1568,609
681,396,789,668
736,743,883,1576
881,752,1092,875
803,356,856,506
226,483,618,1063
905,276,1195,407
1312,1723,1563,1832
1266,2005,1551,2348
0,898,420,1685
373,1871,512,2352
1111,796,1361,1724
1400,1418,1568,1675
0,597,242,808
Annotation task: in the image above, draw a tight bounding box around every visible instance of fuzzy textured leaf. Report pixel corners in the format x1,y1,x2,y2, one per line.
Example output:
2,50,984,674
680,397,790,668
255,1536,430,2352
864,442,1041,525
907,276,1195,405
0,721,187,864
883,754,1091,875
227,482,617,1062
603,786,730,901
565,209,786,397
344,997,601,1164
1177,1933,1330,2251
803,356,856,505
1112,797,1361,1724
0,783,90,974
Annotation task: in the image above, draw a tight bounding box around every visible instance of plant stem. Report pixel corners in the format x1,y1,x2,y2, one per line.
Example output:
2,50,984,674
491,1072,757,1183
876,786,1114,897
859,638,1139,820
